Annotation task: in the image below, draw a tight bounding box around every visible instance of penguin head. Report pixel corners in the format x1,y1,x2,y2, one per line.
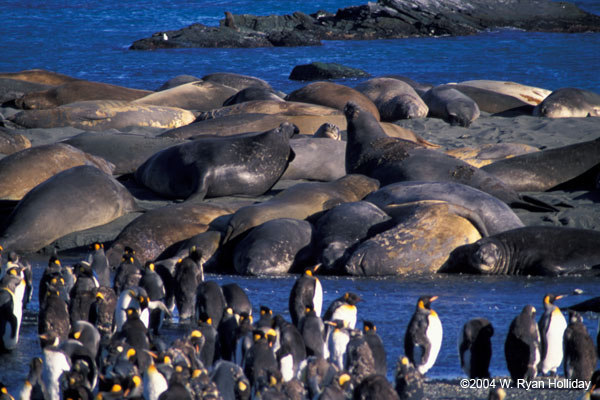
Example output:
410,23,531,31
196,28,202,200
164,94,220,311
252,329,267,343
93,243,102,251
343,292,362,306
543,293,564,308
190,330,204,352
337,372,352,390
39,331,60,348
7,251,18,263
568,310,583,324
521,304,536,319
145,262,155,272
125,307,140,320
304,263,321,277
260,305,273,317
198,312,212,325
416,295,438,311
363,320,376,333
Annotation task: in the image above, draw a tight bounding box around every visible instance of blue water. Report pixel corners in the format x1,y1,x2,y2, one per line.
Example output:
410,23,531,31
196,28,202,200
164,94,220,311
1,0,600,396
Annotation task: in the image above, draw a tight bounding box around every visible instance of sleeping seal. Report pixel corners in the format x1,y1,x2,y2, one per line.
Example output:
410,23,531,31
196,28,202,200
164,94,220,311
439,226,600,276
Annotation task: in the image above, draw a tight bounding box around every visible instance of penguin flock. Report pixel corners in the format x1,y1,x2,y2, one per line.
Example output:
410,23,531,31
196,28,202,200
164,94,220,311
0,248,600,399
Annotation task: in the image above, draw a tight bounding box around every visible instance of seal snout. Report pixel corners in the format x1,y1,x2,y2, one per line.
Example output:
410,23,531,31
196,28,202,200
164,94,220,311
344,101,360,118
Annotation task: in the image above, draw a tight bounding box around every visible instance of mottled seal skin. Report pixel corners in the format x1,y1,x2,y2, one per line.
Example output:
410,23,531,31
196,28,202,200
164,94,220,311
63,131,184,175
197,100,342,121
136,122,297,200
222,87,284,106
134,80,238,111
421,85,480,127
224,174,380,242
481,136,600,192
446,143,540,168
106,202,238,266
0,127,31,155
15,80,151,109
0,165,141,254
0,78,52,105
233,218,315,276
533,88,600,118
0,143,115,200
344,101,548,210
355,77,428,121
439,226,600,276
344,201,482,276
281,136,346,181
365,181,524,236
286,81,381,121
459,80,551,106
8,100,197,131
314,201,392,274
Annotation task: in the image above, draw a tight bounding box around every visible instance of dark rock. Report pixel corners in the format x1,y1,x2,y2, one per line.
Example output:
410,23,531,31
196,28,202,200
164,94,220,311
130,0,600,50
289,62,370,81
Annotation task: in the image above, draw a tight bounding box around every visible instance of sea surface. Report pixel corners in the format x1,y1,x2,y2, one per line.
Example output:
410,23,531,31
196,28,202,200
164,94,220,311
1,0,600,396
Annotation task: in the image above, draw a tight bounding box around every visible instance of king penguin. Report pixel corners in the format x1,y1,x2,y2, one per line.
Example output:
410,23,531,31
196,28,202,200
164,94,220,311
289,264,323,328
0,272,26,351
404,295,443,375
88,243,111,288
458,317,494,378
504,304,541,381
323,292,362,330
563,310,597,381
538,293,567,376
363,320,387,376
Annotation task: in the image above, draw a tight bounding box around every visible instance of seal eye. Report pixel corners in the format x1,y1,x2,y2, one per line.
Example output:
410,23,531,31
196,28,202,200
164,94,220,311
472,242,499,272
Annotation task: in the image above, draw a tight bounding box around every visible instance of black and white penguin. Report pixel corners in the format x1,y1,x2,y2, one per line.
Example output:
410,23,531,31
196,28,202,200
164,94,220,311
256,305,274,329
174,255,202,321
326,319,351,371
210,360,251,400
89,286,117,338
38,255,64,308
0,272,26,351
504,304,541,381
2,252,32,310
458,317,494,378
363,320,387,376
88,243,111,287
582,370,600,400
143,363,168,400
234,312,254,366
299,304,326,358
273,315,306,378
196,312,220,367
318,371,352,400
18,357,44,400
68,261,99,323
69,320,101,360
139,262,169,335
115,287,149,332
40,332,71,400
289,264,323,327
563,310,597,381
217,307,238,362
394,356,424,400
404,295,443,375
116,307,150,351
0,382,14,400
113,255,142,296
195,280,226,328
323,292,362,330
538,293,567,376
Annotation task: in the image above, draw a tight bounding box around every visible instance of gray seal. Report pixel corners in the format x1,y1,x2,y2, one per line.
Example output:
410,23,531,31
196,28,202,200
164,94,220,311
439,226,600,276
533,87,600,118
135,122,297,200
355,77,428,121
421,84,480,127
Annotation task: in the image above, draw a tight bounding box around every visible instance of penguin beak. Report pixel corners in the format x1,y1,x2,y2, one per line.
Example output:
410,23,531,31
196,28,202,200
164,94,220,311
430,296,438,302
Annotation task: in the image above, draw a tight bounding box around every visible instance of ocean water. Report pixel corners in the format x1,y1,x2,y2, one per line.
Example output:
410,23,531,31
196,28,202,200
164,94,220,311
0,0,600,396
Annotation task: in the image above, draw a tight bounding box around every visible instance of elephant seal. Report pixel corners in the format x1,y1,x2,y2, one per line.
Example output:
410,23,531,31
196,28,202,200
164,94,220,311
314,201,392,274
156,74,201,91
0,143,115,200
197,100,342,121
459,80,551,105
0,127,31,155
8,100,196,131
344,102,553,211
233,218,315,276
224,174,380,242
0,69,79,86
135,81,238,111
313,123,341,140
446,143,540,168
222,87,283,106
533,88,600,118
0,165,141,254
439,226,600,276
365,181,524,236
344,200,482,276
281,136,346,181
447,84,532,114
481,136,600,192
135,122,296,200
63,132,184,175
15,80,151,109
354,77,428,121
421,85,480,127
286,81,381,121
201,72,273,91
106,202,238,266
0,78,52,105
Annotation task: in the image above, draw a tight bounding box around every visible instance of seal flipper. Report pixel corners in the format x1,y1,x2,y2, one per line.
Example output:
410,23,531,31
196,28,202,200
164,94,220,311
510,195,559,212
185,170,209,203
